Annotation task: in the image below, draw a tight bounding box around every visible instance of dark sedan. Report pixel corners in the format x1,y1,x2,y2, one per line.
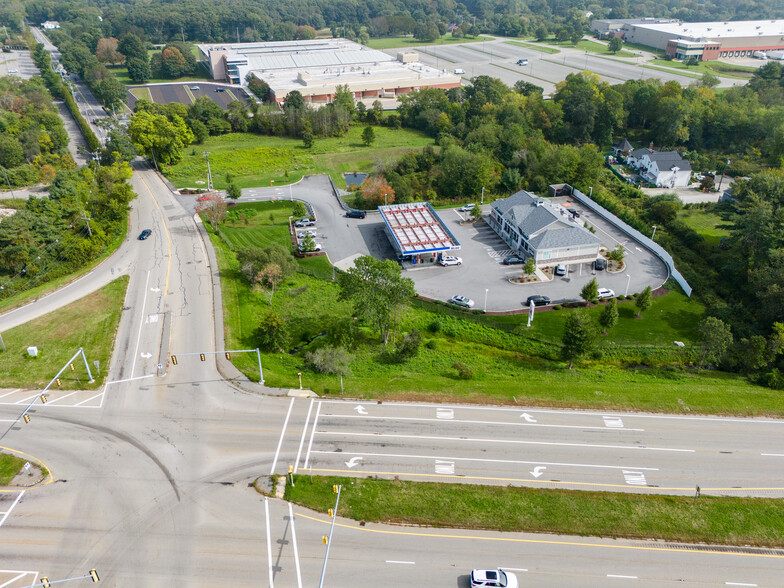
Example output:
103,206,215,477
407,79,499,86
503,254,524,265
526,295,551,307
138,229,152,240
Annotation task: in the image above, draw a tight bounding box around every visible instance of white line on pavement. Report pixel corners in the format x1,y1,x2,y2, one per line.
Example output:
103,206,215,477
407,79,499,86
288,503,302,588
105,374,156,386
316,430,692,453
607,574,638,579
294,399,314,474
0,491,24,528
725,583,757,587
503,568,528,572
303,401,322,470
130,270,151,378
43,391,78,405
73,391,104,407
0,390,21,400
265,498,274,588
321,413,645,433
310,450,659,471
13,393,39,405
761,453,784,457
0,572,32,588
270,397,295,475
385,560,415,565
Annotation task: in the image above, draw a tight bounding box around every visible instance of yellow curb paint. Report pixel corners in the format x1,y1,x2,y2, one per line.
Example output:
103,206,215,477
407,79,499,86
0,445,54,492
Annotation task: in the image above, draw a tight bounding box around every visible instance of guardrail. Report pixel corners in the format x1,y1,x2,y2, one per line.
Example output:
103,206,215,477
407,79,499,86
569,186,692,297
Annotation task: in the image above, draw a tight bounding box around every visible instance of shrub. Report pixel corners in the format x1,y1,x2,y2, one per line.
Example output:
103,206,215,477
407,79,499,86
425,339,438,350
427,318,443,333
553,305,562,310
304,346,352,376
326,317,357,349
452,362,474,380
394,328,422,362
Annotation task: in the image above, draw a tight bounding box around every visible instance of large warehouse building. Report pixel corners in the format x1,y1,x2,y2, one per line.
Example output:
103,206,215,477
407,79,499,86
592,18,784,61
196,39,461,105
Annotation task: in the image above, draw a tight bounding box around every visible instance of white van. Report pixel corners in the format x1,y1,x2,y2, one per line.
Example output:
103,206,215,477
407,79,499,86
516,58,529,66
454,68,465,75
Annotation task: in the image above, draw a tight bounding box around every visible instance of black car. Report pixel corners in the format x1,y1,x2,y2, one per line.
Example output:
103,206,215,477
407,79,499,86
346,209,366,219
138,229,152,240
526,295,551,307
593,258,607,271
502,254,524,265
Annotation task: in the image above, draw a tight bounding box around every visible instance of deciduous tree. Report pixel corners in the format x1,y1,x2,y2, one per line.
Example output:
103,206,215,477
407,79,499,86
561,310,597,368
599,298,619,332
361,176,395,207
697,316,733,371
580,277,599,303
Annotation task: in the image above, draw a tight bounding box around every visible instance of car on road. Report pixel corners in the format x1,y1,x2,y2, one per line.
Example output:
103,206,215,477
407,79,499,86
555,263,567,276
449,295,474,308
439,256,462,266
516,59,528,66
458,203,476,212
502,254,524,265
345,209,366,219
138,229,152,240
597,288,615,299
526,294,550,306
294,218,315,227
593,258,607,271
190,86,200,90
470,569,518,588
215,87,226,92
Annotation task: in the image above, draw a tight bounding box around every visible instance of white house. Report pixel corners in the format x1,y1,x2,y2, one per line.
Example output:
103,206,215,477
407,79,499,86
41,21,60,29
638,151,692,188
488,191,601,267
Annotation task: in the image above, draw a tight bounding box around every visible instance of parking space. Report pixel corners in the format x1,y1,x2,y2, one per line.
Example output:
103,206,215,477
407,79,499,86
125,82,252,111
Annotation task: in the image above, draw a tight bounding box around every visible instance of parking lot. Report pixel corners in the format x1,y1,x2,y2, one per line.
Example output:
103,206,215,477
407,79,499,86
222,176,668,312
126,82,252,111
0,50,36,80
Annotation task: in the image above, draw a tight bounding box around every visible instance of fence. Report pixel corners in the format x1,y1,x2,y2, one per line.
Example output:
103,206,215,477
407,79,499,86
569,186,692,297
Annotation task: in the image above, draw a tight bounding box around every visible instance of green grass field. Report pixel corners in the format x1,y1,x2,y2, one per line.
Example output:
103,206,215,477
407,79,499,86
166,126,434,190
366,34,493,50
287,476,784,547
505,40,560,54
678,209,732,247
0,453,26,485
207,201,781,416
0,276,128,389
530,37,637,58
649,59,756,79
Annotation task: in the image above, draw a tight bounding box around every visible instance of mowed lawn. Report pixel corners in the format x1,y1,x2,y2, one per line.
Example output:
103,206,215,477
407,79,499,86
678,208,732,247
367,34,493,50
0,453,26,485
165,126,434,190
529,37,637,57
0,276,128,389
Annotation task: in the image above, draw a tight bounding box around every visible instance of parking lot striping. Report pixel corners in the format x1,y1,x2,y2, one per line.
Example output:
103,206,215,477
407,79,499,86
0,571,38,588
73,391,104,407
294,399,314,474
0,491,24,528
288,503,303,588
0,391,21,400
310,450,659,471
320,414,645,433
607,574,638,579
296,511,784,559
385,560,415,565
303,401,322,470
316,431,683,454
13,393,39,405
271,397,295,475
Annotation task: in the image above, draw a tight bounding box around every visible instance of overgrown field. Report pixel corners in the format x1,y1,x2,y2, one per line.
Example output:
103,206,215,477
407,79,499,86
208,201,781,416
287,475,784,547
165,126,433,190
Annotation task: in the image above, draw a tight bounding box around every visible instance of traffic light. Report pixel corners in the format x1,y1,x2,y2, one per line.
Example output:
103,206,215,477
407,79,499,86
225,352,231,359
41,578,50,588
23,414,30,423
322,536,328,545
70,363,75,371
89,569,100,582
56,378,61,387
171,355,177,365
40,394,47,404
199,353,206,362
328,508,334,517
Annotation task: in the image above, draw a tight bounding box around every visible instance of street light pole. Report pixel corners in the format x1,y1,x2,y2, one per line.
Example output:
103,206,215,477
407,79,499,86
0,165,16,199
625,273,631,296
717,159,731,192
481,186,485,204
651,225,657,240
203,152,213,191
484,288,488,312
319,484,343,588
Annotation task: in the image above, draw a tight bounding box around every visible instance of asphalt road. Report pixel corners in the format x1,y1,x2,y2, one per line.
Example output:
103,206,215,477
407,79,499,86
1,28,782,588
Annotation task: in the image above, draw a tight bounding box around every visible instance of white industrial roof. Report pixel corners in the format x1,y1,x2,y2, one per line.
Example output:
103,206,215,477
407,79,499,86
638,19,784,39
379,203,460,255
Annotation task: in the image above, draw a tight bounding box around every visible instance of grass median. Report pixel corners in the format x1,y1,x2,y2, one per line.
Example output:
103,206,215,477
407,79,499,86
286,476,784,548
0,453,26,485
0,275,128,389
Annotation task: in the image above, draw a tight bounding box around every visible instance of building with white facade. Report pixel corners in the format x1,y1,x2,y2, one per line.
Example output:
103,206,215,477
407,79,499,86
627,147,692,187
488,191,600,267
197,39,460,105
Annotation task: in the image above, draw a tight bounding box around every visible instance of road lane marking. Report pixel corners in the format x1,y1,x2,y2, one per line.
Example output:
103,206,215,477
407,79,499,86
294,398,314,474
0,390,21,400
104,374,155,386
73,391,104,407
137,171,173,296
0,571,38,588
270,397,295,475
13,393,39,405
321,414,645,433
385,560,415,565
603,416,624,428
130,270,151,378
726,583,757,586
295,512,784,559
623,471,648,485
761,453,784,457
315,430,689,453
303,401,322,470
264,498,274,588
608,574,638,579
310,450,659,471
435,460,455,475
288,503,303,588
43,391,78,405
503,568,528,572
0,491,24,527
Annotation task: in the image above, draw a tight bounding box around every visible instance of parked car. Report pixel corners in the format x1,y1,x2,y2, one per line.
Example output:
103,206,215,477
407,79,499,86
215,87,226,92
346,209,366,219
439,256,462,266
190,86,200,90
502,255,524,265
298,242,322,252
593,258,607,271
8,69,18,74
449,295,475,308
526,295,550,307
138,229,152,240
555,264,567,276
294,218,315,227
470,569,518,588
297,229,317,239
597,288,615,299
459,203,476,212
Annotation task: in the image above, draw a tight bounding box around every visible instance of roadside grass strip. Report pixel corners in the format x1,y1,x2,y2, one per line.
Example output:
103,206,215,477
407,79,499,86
287,476,784,548
0,453,25,486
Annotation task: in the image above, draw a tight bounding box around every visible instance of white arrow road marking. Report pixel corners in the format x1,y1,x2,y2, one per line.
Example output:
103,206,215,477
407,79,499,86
345,456,363,468
435,460,455,475
150,287,161,292
520,413,537,423
145,314,159,324
140,352,152,359
354,405,368,415
603,416,624,428
530,466,546,478
436,408,454,419
623,470,647,485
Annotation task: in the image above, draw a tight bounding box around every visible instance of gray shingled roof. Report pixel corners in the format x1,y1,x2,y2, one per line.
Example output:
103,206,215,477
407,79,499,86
613,138,633,153
649,151,692,171
630,147,652,159
529,225,600,249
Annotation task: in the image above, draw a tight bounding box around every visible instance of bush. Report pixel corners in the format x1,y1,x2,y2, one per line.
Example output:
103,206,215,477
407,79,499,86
427,318,443,333
394,328,421,363
553,305,562,310
326,317,357,349
304,346,352,376
452,362,474,380
425,339,438,350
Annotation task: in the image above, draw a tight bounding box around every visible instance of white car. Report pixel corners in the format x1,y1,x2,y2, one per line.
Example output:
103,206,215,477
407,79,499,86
449,295,474,308
294,218,315,227
8,69,18,74
597,288,615,299
297,229,317,239
459,203,476,212
470,569,518,588
440,256,462,266
298,242,322,252
555,263,567,276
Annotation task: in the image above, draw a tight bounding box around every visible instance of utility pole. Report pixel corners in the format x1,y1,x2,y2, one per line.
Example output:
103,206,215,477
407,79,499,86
203,152,213,191
0,165,16,199
81,211,93,237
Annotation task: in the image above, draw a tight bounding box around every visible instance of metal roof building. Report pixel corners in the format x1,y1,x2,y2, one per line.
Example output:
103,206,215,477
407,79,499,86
378,202,460,262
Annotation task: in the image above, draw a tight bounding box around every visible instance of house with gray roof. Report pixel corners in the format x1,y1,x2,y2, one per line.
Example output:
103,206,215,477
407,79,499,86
612,138,634,156
488,191,601,267
638,151,692,187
